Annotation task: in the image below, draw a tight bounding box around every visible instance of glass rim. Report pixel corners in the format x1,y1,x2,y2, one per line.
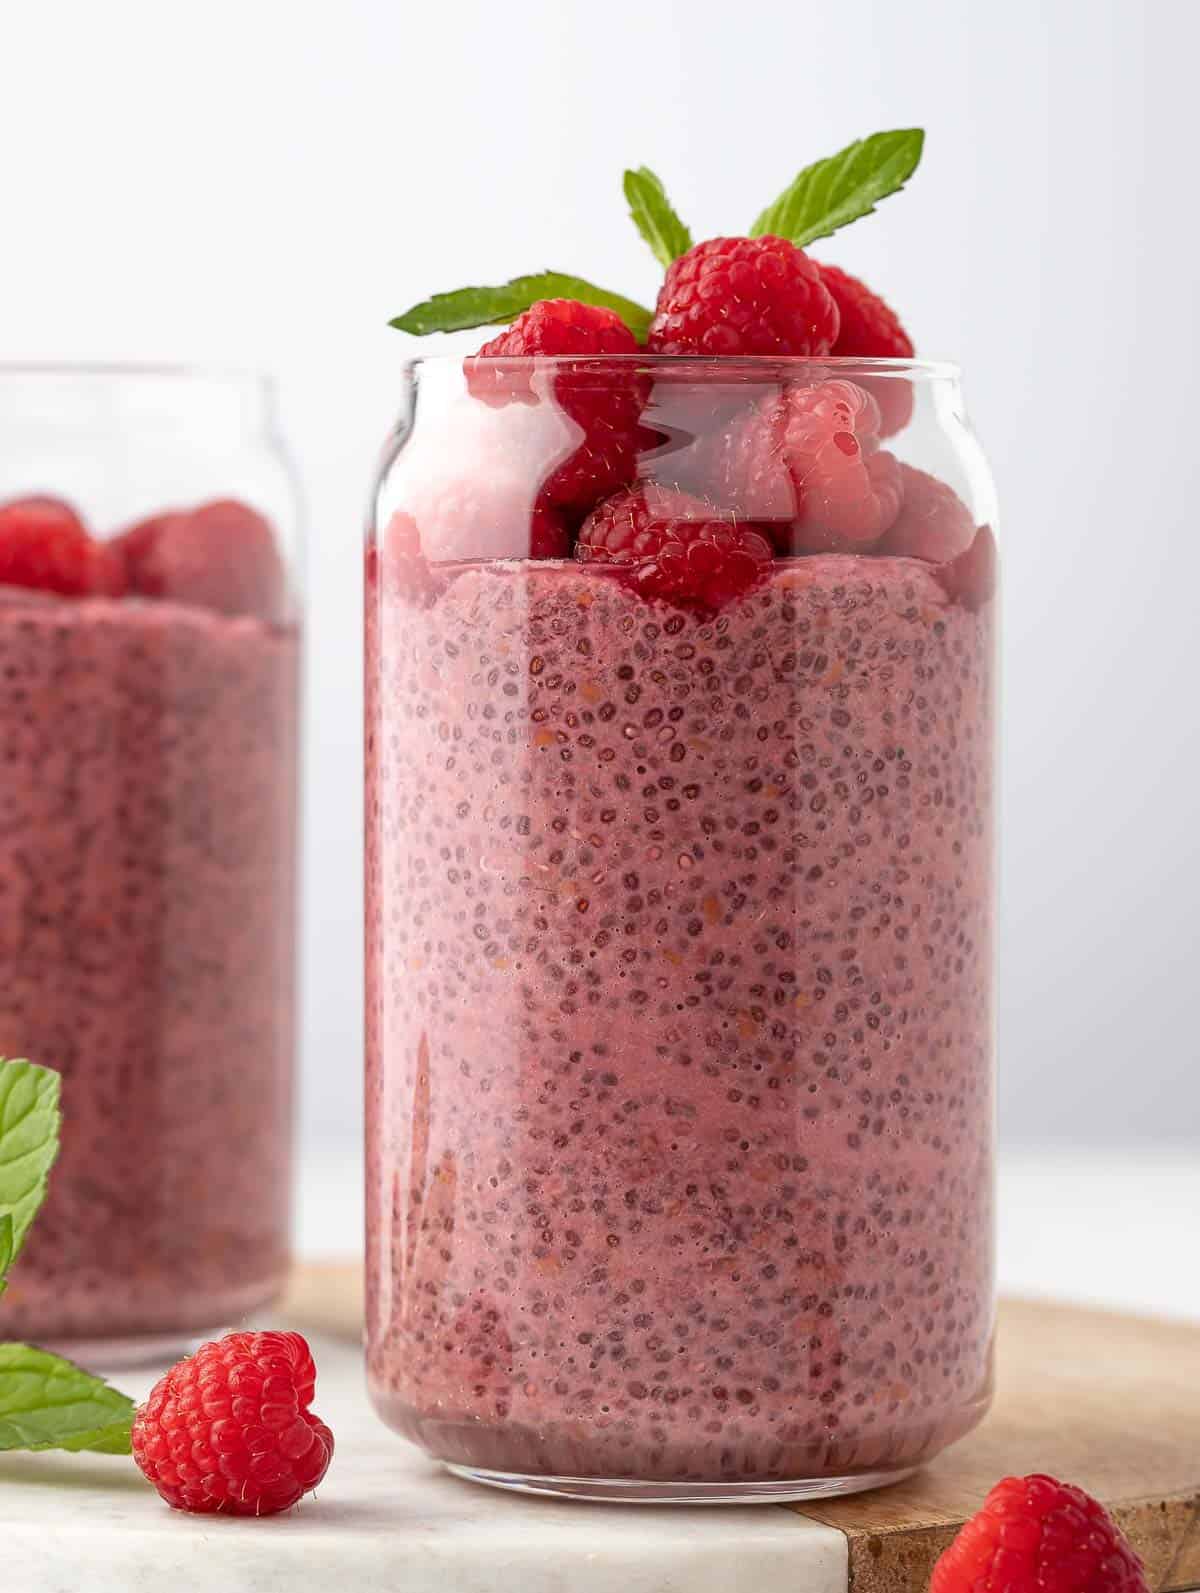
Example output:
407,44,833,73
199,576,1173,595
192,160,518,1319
404,352,960,380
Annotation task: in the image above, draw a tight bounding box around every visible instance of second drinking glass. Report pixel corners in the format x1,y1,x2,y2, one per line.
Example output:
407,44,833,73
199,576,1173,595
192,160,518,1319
0,365,301,1360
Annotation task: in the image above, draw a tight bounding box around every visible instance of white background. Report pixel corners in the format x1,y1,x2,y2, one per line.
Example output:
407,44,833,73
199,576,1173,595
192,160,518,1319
3,0,1197,1163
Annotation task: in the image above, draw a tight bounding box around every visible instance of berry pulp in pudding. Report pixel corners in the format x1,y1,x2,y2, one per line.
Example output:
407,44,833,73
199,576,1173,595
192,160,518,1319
0,550,297,1349
365,553,994,1485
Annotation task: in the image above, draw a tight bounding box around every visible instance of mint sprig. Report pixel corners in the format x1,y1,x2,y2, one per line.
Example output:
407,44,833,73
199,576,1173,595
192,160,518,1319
0,1345,134,1455
0,1059,61,1273
391,131,925,341
390,271,653,342
623,166,692,269
749,128,925,248
0,1058,138,1458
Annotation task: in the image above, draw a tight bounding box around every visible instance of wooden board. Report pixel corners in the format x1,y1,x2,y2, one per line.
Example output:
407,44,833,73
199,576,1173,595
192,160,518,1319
792,1297,1200,1592
282,1267,1200,1591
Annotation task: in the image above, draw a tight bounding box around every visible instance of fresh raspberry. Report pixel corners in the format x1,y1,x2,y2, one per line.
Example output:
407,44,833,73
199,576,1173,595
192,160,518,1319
818,263,913,359
788,448,902,555
938,523,997,611
471,298,638,372
647,236,840,357
116,499,286,621
468,299,644,514
576,484,772,610
816,262,915,435
111,510,172,576
930,1473,1149,1593
715,379,901,552
132,1330,333,1517
876,463,975,563
89,539,128,595
0,496,126,598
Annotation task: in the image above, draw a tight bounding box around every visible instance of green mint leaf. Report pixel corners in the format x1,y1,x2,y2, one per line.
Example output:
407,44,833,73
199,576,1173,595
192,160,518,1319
749,128,925,248
623,166,693,269
390,272,653,342
0,1215,12,1296
0,1343,135,1454
0,1059,61,1271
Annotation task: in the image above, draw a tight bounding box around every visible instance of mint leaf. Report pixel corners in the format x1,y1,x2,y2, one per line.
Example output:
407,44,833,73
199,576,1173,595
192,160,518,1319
749,128,925,248
623,166,693,268
0,1059,61,1270
0,1343,135,1454
0,1215,11,1296
390,272,653,342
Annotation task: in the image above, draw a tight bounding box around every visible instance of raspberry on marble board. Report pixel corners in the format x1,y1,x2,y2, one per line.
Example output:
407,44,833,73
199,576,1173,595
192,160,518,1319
132,1330,333,1517
930,1473,1149,1593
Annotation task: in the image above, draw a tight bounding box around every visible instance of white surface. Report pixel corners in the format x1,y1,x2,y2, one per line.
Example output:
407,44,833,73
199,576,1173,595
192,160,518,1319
2,1,1199,1157
996,1151,1200,1322
0,1336,846,1593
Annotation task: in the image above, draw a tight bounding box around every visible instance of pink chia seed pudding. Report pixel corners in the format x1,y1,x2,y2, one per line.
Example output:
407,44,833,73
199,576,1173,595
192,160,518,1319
365,552,995,1488
0,592,298,1348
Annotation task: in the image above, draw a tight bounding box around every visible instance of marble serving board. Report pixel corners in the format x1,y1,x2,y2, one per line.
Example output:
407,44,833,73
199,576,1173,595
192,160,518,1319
0,1272,1196,1593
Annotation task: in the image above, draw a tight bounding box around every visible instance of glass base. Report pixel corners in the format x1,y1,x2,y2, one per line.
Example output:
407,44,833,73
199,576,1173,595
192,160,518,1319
444,1462,916,1505
12,1273,289,1370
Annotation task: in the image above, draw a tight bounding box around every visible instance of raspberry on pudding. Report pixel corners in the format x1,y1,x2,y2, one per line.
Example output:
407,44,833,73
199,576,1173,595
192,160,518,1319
575,483,773,609
816,264,913,363
468,300,645,514
0,496,125,597
647,237,840,357
714,379,902,551
815,263,916,438
876,463,976,563
115,498,286,620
